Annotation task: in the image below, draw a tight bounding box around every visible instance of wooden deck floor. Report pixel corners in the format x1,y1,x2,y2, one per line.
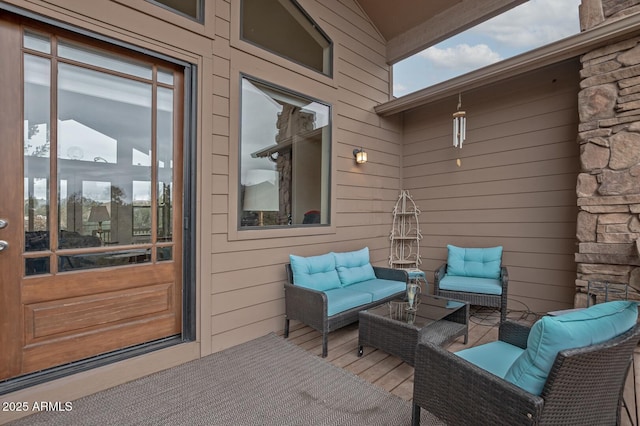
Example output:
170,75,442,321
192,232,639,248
282,308,640,425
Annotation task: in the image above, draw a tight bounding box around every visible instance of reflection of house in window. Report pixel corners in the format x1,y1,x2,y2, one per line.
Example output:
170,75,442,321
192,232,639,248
58,119,118,163
251,106,322,225
240,77,330,228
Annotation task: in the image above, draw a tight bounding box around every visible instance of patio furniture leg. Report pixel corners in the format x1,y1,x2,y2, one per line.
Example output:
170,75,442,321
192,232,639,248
358,345,363,357
411,403,420,426
284,318,290,338
322,333,328,357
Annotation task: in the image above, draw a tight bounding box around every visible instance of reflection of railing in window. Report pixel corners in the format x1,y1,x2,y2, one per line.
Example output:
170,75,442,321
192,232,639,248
133,228,151,236
132,205,151,236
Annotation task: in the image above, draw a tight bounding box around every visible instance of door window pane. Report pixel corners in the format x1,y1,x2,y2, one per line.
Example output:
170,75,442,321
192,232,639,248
240,78,331,228
157,87,174,241
58,41,152,79
21,27,181,275
24,54,51,252
24,31,51,54
58,63,152,248
25,257,50,276
58,248,151,272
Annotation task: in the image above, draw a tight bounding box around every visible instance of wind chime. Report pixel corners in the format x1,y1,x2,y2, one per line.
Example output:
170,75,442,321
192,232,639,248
452,93,466,167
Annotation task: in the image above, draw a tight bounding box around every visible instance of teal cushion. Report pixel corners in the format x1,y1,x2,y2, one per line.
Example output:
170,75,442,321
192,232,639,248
447,245,502,279
289,253,341,291
439,275,502,295
504,301,638,395
346,279,406,302
455,341,525,379
333,247,376,286
324,288,373,316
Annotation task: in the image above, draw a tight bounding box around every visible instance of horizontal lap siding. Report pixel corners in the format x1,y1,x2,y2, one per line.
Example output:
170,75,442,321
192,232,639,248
402,60,581,314
209,0,401,352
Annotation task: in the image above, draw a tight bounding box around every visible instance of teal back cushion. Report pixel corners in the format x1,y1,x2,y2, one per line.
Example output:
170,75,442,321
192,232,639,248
333,247,376,286
447,245,502,279
289,253,341,291
504,301,638,395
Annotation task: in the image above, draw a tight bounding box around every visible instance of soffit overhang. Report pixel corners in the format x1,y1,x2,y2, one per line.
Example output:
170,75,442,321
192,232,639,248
375,12,640,116
355,0,527,64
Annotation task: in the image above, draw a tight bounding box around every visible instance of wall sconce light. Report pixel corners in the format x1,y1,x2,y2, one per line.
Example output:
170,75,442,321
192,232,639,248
353,148,368,164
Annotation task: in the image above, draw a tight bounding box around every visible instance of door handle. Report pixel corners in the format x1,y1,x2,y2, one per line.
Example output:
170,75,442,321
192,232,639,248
0,240,7,251
0,219,7,229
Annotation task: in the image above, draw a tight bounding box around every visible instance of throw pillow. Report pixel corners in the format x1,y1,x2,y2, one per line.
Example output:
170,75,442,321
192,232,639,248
333,247,376,286
289,253,341,291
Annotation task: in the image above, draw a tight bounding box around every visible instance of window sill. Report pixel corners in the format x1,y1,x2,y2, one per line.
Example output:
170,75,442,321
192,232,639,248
228,224,336,241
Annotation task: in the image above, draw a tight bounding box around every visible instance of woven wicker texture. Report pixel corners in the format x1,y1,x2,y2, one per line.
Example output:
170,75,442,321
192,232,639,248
8,333,445,426
412,321,640,426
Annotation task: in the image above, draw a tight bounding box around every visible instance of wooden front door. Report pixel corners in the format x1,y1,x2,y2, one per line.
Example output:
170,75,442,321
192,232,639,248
0,13,183,382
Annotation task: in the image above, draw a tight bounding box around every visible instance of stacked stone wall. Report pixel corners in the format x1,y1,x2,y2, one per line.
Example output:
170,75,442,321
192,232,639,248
602,0,640,19
576,34,640,306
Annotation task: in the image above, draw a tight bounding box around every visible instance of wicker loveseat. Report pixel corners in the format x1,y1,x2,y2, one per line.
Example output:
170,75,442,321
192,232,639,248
284,247,408,357
412,301,640,425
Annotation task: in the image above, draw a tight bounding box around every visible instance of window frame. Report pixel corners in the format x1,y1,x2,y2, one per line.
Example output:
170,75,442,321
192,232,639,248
239,0,333,78
146,0,204,23
236,73,333,233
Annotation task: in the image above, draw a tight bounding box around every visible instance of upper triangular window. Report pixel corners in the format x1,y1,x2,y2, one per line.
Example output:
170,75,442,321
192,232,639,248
241,0,332,76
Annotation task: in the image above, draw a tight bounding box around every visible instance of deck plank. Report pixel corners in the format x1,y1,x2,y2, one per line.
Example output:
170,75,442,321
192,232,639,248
287,307,640,425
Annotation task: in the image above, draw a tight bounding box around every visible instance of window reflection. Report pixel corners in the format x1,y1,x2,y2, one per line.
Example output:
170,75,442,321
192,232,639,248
58,249,151,272
240,78,331,228
57,62,151,249
24,54,51,252
22,28,178,274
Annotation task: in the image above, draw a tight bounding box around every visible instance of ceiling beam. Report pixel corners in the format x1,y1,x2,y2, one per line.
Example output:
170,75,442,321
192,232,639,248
386,0,527,65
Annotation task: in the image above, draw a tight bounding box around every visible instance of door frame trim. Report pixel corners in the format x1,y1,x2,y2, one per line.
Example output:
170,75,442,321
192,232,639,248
0,4,198,395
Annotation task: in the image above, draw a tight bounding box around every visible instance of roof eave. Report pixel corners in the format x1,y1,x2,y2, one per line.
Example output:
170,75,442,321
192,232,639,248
375,12,640,117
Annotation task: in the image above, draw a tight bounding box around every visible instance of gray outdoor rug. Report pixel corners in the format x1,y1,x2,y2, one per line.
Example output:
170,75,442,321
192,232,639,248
9,333,444,425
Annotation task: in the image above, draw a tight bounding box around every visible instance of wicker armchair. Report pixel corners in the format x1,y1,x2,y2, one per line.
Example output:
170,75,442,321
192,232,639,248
412,320,640,426
434,262,509,323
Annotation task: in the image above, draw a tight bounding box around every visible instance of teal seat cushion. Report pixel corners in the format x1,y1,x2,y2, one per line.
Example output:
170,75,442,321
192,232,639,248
455,341,525,379
346,279,406,302
504,300,638,395
324,288,373,316
447,245,502,279
439,275,502,295
289,253,341,291
333,247,376,286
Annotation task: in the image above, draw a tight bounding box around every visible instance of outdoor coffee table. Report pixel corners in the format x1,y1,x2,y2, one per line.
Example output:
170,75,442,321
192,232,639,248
357,295,469,366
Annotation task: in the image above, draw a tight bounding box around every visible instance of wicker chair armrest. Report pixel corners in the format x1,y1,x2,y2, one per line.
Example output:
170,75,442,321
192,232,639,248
501,265,509,289
414,341,543,425
433,263,447,291
498,320,531,349
372,266,408,283
284,283,327,328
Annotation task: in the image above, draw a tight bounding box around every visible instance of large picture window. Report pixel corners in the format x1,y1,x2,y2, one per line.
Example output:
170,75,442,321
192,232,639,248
239,77,330,228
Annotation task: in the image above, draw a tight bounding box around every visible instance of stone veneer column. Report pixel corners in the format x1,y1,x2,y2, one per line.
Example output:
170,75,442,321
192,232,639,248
576,0,640,306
